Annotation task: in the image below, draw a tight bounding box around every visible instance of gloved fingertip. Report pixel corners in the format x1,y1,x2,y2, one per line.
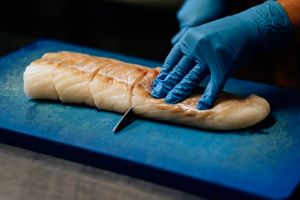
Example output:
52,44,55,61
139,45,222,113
151,88,161,99
152,72,166,89
151,82,166,99
197,101,211,110
165,93,179,104
152,79,159,89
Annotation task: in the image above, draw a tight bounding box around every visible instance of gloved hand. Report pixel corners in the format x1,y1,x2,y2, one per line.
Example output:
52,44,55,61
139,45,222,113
172,0,228,44
152,1,292,110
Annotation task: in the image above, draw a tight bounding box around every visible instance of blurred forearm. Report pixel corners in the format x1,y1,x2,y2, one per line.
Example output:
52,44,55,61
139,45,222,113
278,0,300,40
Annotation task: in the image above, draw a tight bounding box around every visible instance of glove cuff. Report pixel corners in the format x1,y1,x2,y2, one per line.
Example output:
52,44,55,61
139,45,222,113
236,0,293,51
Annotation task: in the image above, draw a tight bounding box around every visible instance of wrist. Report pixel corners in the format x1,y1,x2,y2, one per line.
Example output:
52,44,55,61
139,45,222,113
234,0,292,51
277,0,300,41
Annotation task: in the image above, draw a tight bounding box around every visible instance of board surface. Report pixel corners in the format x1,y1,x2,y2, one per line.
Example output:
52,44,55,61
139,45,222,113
0,40,299,199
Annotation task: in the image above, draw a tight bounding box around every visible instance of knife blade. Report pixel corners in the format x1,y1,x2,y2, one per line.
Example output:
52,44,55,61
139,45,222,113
113,107,135,133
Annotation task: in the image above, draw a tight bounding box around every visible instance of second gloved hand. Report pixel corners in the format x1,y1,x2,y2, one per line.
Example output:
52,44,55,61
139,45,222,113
152,1,292,110
172,0,227,44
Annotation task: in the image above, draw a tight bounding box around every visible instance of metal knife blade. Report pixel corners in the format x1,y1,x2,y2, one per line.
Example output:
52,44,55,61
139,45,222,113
113,107,135,133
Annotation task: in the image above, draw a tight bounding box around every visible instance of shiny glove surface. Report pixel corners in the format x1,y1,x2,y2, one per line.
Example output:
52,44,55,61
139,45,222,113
152,1,292,110
172,0,227,44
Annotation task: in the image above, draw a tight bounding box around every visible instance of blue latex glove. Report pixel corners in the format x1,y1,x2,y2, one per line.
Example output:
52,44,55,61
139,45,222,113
172,0,228,44
152,1,292,110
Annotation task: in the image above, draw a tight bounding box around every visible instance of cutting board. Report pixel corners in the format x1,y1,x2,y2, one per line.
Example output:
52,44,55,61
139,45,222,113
0,40,299,199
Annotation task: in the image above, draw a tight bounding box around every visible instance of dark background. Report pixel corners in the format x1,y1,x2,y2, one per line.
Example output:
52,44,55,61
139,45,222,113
0,0,299,89
0,1,299,199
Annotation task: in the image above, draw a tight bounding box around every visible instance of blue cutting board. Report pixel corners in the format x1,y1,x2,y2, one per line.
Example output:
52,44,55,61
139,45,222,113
0,40,299,199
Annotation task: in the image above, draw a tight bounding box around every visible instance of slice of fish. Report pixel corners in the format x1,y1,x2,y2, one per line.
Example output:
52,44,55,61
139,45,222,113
90,60,145,113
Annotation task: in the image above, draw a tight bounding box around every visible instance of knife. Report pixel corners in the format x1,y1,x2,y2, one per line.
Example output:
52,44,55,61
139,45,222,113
113,107,135,133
